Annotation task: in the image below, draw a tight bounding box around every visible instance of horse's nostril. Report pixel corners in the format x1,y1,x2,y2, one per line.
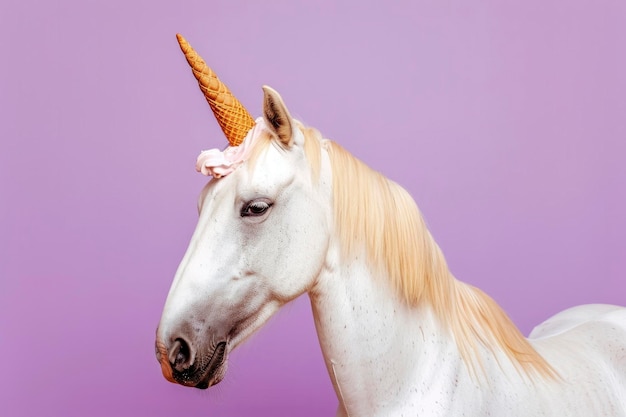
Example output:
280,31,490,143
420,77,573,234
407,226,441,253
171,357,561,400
169,338,192,371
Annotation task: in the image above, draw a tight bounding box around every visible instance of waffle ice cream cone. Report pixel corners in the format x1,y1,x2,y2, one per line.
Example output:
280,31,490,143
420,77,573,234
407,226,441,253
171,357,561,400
176,34,255,146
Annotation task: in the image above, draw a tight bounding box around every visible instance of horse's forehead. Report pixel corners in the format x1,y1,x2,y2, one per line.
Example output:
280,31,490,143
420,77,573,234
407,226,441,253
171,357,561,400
199,146,297,206
242,144,298,191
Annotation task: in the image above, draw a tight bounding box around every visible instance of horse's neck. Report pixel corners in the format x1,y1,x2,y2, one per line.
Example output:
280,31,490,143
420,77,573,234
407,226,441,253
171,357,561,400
309,251,482,417
308,141,539,416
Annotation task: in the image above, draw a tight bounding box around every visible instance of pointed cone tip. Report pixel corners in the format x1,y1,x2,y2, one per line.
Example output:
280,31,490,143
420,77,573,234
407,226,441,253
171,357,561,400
175,34,256,147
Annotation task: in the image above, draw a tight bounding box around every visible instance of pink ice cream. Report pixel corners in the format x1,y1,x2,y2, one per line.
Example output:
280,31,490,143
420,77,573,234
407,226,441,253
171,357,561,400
195,117,266,178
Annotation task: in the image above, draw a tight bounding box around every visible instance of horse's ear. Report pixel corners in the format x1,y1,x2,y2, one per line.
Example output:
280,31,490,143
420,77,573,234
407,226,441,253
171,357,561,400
262,85,294,148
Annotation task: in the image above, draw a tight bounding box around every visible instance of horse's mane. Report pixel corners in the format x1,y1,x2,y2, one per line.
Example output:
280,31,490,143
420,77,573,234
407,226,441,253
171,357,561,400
323,133,557,380
249,123,556,380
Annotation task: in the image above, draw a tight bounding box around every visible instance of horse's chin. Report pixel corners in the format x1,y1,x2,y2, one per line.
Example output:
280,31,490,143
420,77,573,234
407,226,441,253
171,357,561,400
194,360,227,389
198,341,229,389
195,364,227,389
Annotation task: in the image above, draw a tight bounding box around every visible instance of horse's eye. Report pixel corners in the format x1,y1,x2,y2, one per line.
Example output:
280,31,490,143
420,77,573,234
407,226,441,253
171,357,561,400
241,200,272,217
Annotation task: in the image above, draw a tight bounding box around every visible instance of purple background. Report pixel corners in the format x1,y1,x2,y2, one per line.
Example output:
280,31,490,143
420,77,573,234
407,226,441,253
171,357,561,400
1,1,625,416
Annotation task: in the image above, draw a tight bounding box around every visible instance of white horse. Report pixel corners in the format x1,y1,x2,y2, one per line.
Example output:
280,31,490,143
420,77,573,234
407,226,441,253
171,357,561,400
157,35,626,417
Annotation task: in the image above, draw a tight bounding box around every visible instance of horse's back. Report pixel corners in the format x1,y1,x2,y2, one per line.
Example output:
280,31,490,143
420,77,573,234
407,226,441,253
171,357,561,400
529,304,625,339
529,304,626,416
530,304,626,372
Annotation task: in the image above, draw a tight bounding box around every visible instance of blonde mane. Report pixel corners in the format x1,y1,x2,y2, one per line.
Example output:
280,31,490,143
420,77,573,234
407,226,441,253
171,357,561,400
324,140,557,380
247,124,556,379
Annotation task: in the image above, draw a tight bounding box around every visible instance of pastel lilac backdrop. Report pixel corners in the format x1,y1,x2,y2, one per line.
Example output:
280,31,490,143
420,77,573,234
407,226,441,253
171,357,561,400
1,1,625,416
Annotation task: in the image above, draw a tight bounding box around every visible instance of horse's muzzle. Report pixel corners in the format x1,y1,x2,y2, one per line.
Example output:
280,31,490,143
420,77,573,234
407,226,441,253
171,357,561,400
155,336,227,389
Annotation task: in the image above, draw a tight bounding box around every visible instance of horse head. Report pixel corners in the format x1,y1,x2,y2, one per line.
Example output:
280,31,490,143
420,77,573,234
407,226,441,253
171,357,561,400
155,35,331,389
